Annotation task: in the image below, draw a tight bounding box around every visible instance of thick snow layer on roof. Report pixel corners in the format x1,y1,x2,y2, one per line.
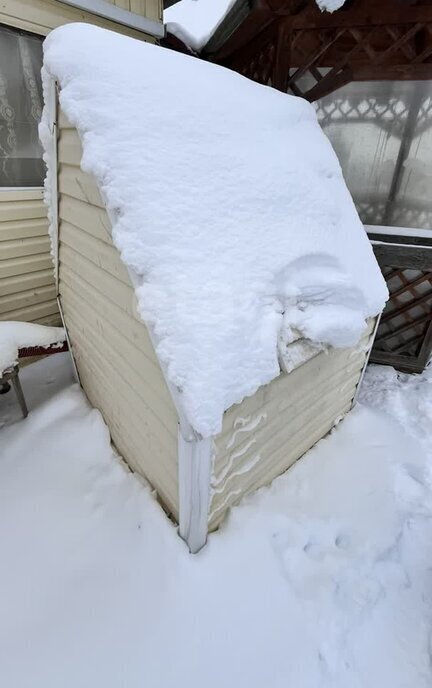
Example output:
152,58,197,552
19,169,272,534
0,322,65,372
165,0,236,52
165,0,347,52
41,24,387,437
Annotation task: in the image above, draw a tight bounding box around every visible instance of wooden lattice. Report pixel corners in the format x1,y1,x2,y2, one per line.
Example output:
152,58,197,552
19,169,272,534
316,92,432,137
354,196,432,229
208,1,432,101
370,254,432,372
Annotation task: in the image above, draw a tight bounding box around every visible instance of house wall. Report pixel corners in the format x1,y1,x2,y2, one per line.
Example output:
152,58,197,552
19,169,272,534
57,114,180,518
208,320,375,530
0,0,162,327
0,188,60,325
0,0,162,36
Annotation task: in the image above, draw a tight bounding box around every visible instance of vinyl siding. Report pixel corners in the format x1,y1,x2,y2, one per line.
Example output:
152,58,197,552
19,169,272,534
57,115,180,518
0,0,161,39
0,189,61,326
208,321,375,530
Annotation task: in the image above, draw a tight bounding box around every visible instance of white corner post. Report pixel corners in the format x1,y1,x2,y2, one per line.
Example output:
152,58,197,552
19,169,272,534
178,426,213,554
45,76,80,385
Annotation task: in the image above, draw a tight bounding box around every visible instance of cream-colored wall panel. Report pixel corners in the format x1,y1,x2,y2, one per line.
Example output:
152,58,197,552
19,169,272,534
0,254,53,279
0,190,60,324
208,335,371,530
59,195,112,242
0,199,47,222
0,218,49,241
72,353,178,515
0,189,44,203
1,236,51,260
58,129,85,166
59,244,133,313
61,284,178,432
60,267,164,381
63,295,179,516
0,284,57,316
57,113,179,519
0,268,55,297
61,222,130,284
59,164,105,209
4,298,59,323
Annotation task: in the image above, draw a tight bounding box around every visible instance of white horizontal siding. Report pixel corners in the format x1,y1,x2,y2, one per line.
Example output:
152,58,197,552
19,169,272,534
57,117,180,519
208,322,375,530
0,0,161,38
0,189,60,326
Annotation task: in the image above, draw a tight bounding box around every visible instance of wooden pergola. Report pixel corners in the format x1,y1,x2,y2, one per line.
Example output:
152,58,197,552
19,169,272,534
203,0,432,99
165,0,432,373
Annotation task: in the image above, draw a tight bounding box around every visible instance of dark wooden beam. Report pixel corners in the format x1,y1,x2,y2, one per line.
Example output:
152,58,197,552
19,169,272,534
303,65,353,100
369,349,428,373
272,21,292,90
211,9,275,62
277,5,432,28
352,64,432,80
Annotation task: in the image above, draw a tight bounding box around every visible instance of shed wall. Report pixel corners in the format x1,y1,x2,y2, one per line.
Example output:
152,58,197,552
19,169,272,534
57,116,180,518
0,188,60,326
208,321,375,530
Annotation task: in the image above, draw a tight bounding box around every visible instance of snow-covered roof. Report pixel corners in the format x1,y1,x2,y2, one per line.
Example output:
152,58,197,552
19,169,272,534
165,0,237,53
165,0,347,53
41,24,387,438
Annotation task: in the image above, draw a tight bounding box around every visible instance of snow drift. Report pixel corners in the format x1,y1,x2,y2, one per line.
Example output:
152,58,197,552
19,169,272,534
40,24,387,437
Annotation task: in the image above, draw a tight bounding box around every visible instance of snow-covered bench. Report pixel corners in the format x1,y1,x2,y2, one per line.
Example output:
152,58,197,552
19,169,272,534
0,322,66,418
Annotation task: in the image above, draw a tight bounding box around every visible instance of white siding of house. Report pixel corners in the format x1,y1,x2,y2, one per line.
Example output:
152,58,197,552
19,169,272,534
0,0,161,38
57,115,180,518
0,0,161,327
0,188,60,326
208,321,375,530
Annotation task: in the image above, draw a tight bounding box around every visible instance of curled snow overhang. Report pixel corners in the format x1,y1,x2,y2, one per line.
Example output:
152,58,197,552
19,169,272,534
40,23,386,438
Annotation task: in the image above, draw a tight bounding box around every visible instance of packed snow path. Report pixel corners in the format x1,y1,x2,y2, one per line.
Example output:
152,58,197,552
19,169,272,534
0,355,431,688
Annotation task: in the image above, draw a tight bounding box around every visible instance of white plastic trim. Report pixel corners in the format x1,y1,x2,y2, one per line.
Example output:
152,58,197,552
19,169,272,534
0,187,44,191
365,224,432,239
57,0,164,37
57,296,80,384
44,77,60,293
178,428,213,553
370,239,432,251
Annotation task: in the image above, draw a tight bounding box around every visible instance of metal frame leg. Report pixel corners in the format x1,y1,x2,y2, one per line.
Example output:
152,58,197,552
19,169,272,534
11,369,28,419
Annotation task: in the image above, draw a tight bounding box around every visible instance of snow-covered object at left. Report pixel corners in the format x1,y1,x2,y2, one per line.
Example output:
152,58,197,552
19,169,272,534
40,24,387,438
0,322,65,372
165,0,347,53
165,0,236,52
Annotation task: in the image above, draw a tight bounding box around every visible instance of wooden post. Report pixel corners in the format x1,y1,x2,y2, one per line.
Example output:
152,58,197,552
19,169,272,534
272,21,291,91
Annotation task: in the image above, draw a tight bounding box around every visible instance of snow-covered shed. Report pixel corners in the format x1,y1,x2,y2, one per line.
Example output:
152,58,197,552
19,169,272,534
41,23,388,552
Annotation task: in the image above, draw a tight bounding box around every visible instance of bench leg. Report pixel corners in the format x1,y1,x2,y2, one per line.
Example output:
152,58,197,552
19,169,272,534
11,371,28,419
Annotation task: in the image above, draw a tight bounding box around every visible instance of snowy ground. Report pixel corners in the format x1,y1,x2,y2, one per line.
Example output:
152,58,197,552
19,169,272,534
0,353,431,688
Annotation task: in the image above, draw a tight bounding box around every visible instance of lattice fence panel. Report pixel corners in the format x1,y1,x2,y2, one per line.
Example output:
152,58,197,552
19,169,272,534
372,266,432,368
